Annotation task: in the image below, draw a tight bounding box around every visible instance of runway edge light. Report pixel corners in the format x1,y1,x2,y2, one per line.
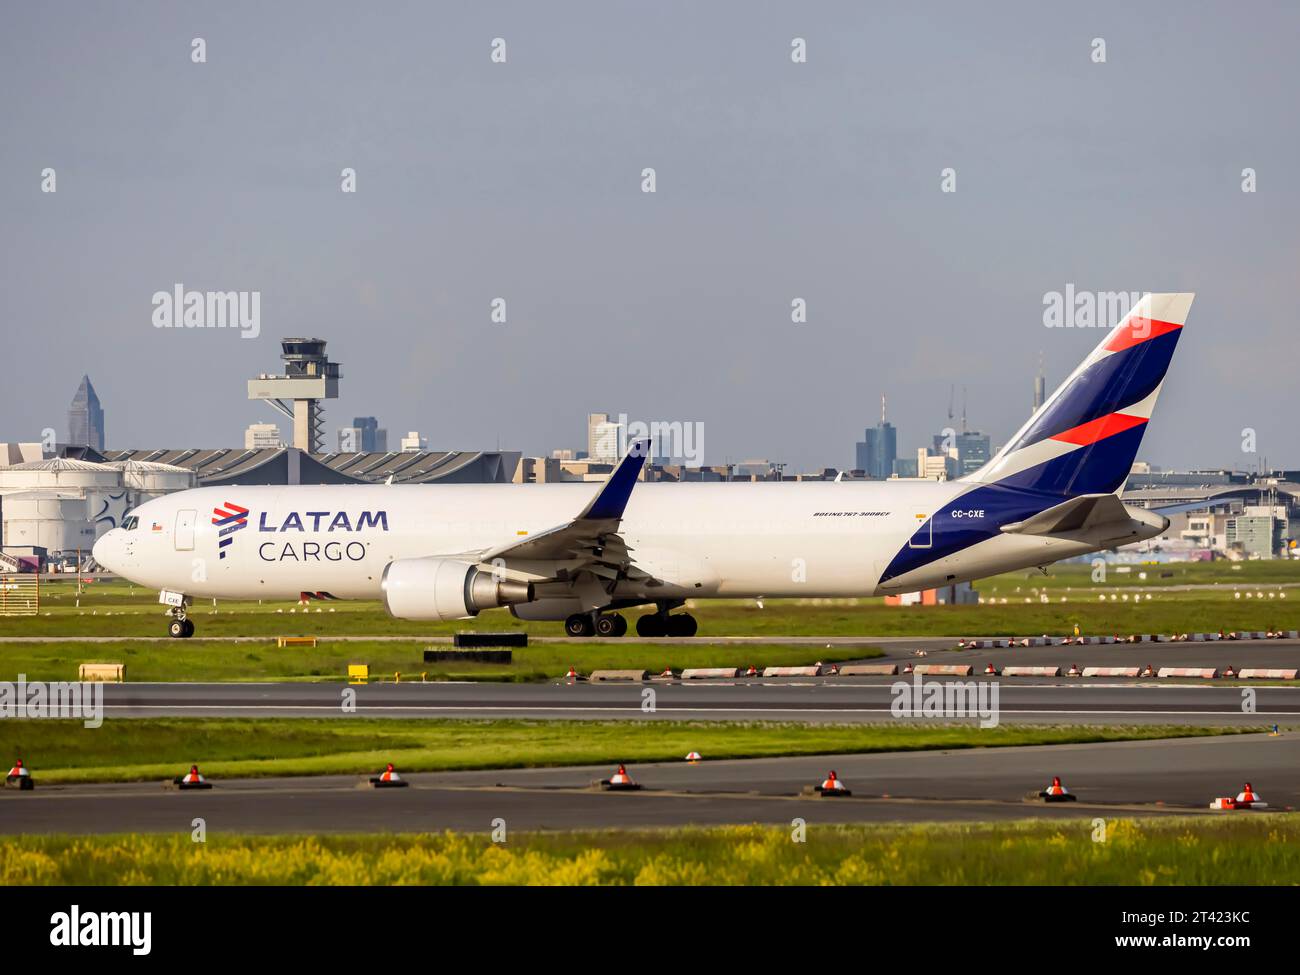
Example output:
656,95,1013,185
601,764,640,791
5,758,33,791
815,771,851,797
173,764,212,791
1039,776,1076,802
369,763,409,789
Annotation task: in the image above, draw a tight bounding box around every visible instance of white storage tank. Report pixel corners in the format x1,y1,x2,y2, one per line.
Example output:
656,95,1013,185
0,458,128,555
0,490,97,554
0,457,123,491
102,460,197,502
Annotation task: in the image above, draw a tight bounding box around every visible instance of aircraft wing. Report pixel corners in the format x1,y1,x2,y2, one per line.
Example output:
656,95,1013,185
477,439,655,583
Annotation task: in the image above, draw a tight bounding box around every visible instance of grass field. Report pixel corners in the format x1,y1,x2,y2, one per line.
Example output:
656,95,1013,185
7,565,1300,643
0,638,868,683
0,718,1247,783
4,817,1296,884
986,559,1300,590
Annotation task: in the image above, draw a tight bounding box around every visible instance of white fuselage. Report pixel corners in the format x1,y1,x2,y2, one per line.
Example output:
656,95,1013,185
94,480,1111,605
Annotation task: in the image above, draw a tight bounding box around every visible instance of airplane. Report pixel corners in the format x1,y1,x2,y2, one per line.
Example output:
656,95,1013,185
93,293,1192,639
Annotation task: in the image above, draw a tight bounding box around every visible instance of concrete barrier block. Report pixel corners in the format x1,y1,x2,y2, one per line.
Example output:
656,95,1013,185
837,664,899,676
1001,665,1061,677
589,669,647,682
1236,668,1299,680
911,664,974,677
679,667,739,679
762,665,822,677
425,648,512,664
454,632,528,648
1157,667,1219,679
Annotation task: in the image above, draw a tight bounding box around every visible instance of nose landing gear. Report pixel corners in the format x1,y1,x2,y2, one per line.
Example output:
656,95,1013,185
162,592,194,638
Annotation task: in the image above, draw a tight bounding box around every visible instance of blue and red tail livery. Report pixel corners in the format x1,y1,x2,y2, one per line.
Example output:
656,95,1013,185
879,293,1192,587
967,293,1193,497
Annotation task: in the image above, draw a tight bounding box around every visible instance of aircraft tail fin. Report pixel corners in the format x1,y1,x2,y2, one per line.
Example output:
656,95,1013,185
965,292,1193,497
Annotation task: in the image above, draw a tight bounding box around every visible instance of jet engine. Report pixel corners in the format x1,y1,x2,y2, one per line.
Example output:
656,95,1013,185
381,557,533,621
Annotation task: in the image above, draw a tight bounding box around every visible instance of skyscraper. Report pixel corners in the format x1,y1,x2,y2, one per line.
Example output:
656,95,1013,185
246,423,284,449
351,416,387,452
67,375,105,451
854,394,897,479
587,412,621,464
955,431,991,475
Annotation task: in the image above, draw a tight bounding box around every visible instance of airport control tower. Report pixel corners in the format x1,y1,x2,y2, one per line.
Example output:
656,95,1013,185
247,338,341,452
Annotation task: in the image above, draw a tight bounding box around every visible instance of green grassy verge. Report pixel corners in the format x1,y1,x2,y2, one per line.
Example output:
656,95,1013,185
0,718,1250,784
9,571,1299,640
4,817,1296,884
985,559,1300,590
0,639,869,683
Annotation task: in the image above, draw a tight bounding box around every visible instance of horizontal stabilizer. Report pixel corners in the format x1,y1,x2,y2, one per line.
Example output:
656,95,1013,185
1000,493,1131,536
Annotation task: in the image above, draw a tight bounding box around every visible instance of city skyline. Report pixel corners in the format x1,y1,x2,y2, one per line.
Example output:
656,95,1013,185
40,370,1295,479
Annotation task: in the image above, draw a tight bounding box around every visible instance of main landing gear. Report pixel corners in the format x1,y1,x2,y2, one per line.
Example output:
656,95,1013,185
635,611,697,638
564,612,628,638
563,605,697,638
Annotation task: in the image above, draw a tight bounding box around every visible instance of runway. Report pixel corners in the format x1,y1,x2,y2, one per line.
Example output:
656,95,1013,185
91,677,1300,724
3,733,1291,834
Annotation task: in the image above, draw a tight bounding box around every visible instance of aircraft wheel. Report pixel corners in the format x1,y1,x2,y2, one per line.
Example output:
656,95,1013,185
636,614,666,638
168,619,187,639
668,613,698,637
565,613,596,637
182,619,195,638
595,613,626,638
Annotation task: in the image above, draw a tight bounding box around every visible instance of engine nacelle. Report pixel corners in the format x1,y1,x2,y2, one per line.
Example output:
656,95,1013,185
381,557,533,621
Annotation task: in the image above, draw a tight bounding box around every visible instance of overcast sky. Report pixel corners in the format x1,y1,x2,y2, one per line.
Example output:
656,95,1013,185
2,2,1297,471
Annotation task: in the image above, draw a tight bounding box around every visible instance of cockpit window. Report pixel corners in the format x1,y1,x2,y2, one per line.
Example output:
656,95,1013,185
122,515,139,531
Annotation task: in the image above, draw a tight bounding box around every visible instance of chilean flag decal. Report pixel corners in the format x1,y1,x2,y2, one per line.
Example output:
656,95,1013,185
212,502,249,559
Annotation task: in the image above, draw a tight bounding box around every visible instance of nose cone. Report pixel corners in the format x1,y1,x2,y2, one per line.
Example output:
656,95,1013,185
92,530,120,573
